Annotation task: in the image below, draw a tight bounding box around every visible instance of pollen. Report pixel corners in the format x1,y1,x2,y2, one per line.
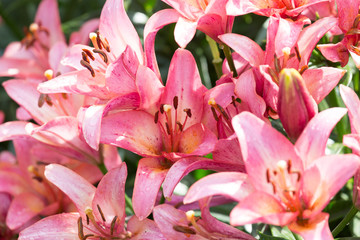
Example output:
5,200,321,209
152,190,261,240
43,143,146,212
208,98,216,106
163,104,172,112
29,23,39,33
44,69,54,80
186,210,195,222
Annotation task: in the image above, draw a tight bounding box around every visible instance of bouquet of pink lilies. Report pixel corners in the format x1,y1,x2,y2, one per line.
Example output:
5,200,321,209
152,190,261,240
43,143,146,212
1,0,360,239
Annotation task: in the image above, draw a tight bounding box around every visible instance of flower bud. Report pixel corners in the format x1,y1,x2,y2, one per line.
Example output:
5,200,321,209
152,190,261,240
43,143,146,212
277,68,317,141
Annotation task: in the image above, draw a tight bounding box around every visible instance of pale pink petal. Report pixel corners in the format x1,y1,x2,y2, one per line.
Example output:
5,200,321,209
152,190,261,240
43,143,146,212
81,93,140,150
212,134,245,167
34,0,65,47
219,33,264,67
295,107,347,167
232,112,303,193
44,164,96,213
16,107,32,121
0,121,37,142
132,158,169,220
163,157,246,199
289,213,332,240
302,67,345,103
336,0,360,32
6,192,45,230
18,213,80,240
100,110,162,157
350,50,360,69
69,18,100,45
297,16,338,67
174,17,197,48
0,170,28,195
92,163,127,231
161,49,207,128
317,42,349,67
144,9,180,79
127,217,165,239
0,58,44,78
48,41,68,72
340,85,360,134
230,191,297,226
343,134,360,155
99,0,143,62
226,0,259,16
136,65,164,115
184,172,253,204
102,144,122,171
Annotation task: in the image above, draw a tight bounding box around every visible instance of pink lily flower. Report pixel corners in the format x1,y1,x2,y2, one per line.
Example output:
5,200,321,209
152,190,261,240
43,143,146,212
339,85,360,209
19,163,165,240
153,198,255,239
144,0,234,50
100,49,243,219
185,108,360,239
226,0,329,20
219,16,344,116
317,0,360,68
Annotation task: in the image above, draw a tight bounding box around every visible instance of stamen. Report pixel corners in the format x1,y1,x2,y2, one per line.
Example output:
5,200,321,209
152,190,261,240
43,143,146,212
29,23,39,33
173,96,178,109
210,106,219,121
62,93,68,99
96,204,106,222
176,121,183,132
163,104,172,113
93,49,108,64
82,52,90,63
110,216,118,236
82,49,95,61
287,160,292,173
184,108,192,118
347,28,360,35
83,234,95,240
208,98,216,106
154,111,159,124
299,65,308,74
80,60,95,77
77,217,84,240
353,14,360,28
38,94,46,107
173,225,196,235
266,169,271,183
45,94,53,106
268,68,279,84
44,69,54,80
294,46,301,62
274,55,281,73
160,104,165,114
216,104,229,120
165,122,171,135
89,32,99,49
86,214,90,225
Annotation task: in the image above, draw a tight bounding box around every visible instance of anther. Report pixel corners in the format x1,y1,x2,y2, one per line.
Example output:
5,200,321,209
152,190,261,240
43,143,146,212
29,23,39,33
274,55,281,73
44,69,54,80
83,234,95,240
268,68,279,84
277,160,287,171
266,169,271,183
299,65,308,74
80,60,95,77
93,49,108,64
208,98,216,106
177,121,183,131
160,104,165,114
216,104,229,120
294,46,301,62
287,160,292,173
184,108,192,118
62,93,68,99
89,32,99,49
165,122,171,135
173,96,178,109
96,204,106,222
82,52,89,63
82,49,95,61
45,94,53,106
173,225,196,235
86,214,90,225
77,217,84,240
154,111,159,124
96,32,102,50
38,94,45,107
231,96,237,108
110,216,118,236
163,104,172,113
210,106,219,121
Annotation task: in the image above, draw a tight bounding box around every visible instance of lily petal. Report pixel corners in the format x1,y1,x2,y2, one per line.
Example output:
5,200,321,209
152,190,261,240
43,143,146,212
340,85,360,134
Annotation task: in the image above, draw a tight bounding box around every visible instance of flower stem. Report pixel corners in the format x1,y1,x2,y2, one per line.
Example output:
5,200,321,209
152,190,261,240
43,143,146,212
332,205,358,237
221,44,238,78
206,36,223,79
97,162,108,175
124,193,134,214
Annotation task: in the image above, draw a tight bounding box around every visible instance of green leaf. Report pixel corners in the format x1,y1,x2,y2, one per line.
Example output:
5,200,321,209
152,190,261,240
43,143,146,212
259,232,287,240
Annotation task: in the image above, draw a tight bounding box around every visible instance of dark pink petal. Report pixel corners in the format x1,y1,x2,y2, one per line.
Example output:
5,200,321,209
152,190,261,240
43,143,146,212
197,14,224,42
92,163,127,231
232,112,303,193
132,158,169,220
136,65,164,115
212,134,245,168
303,67,345,103
295,107,347,167
44,164,96,214
6,192,45,230
161,49,207,128
289,213,332,240
174,17,197,48
184,172,253,204
69,19,100,45
219,33,264,67
0,193,11,222
18,213,79,240
100,110,162,157
99,0,143,62
297,17,337,67
163,157,246,199
317,42,349,67
127,216,165,240
230,191,297,226
144,9,180,79
0,170,28,195
340,85,360,134
35,0,65,47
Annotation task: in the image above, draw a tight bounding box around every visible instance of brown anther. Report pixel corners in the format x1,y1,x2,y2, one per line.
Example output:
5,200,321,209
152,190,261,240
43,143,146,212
273,170,277,176
353,14,360,28
217,104,229,120
38,93,45,107
32,176,43,182
274,55,281,73
268,68,279,85
173,225,196,235
287,160,292,173
96,32,102,50
77,217,84,239
350,45,360,55
347,28,360,35
294,46,301,62
160,104,165,114
271,182,277,193
266,169,271,183
110,216,118,236
293,171,301,182
96,32,111,52
210,106,219,121
165,122,171,135
45,94,53,106
86,214,90,225
173,96,179,109
93,49,108,64
83,234,95,240
184,108,192,118
231,96,237,108
62,93,68,99
97,204,106,222
80,60,95,77
177,121,183,131
82,49,95,61
82,52,90,63
299,65,308,74
154,111,159,124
